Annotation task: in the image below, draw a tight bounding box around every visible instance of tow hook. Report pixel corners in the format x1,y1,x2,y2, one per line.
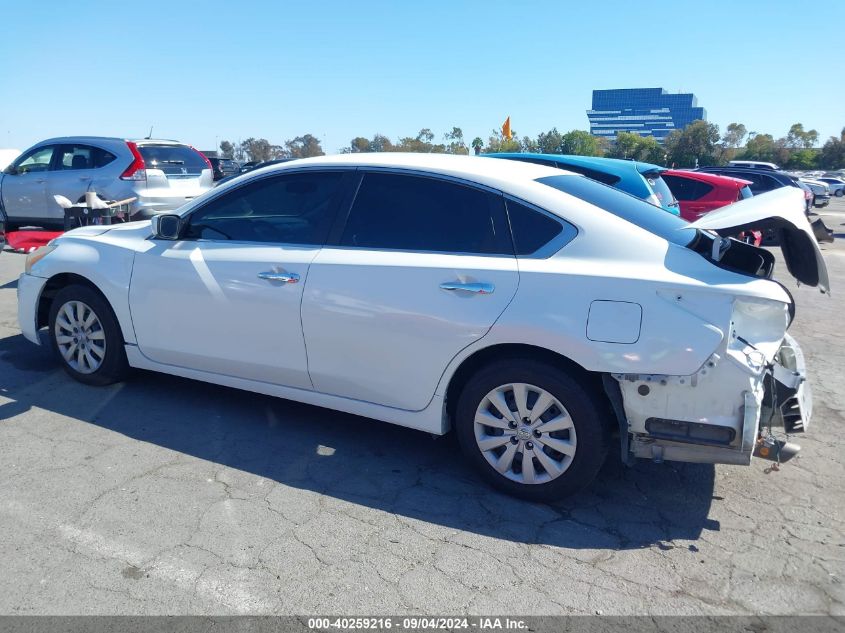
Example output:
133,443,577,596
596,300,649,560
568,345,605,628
754,435,801,463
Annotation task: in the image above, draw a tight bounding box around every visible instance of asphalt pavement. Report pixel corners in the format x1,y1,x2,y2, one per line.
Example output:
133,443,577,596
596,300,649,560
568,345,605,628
0,201,843,615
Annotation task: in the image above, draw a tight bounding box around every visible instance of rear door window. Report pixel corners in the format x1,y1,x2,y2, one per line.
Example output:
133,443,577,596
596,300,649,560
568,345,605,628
57,144,116,170
339,172,510,255
137,144,208,176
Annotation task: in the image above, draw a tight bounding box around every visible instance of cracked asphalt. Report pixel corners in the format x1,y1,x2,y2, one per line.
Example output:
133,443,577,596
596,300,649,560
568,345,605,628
0,201,843,616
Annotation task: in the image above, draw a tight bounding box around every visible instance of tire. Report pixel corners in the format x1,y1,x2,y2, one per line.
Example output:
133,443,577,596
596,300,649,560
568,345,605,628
454,359,610,502
836,189,843,198
48,284,129,386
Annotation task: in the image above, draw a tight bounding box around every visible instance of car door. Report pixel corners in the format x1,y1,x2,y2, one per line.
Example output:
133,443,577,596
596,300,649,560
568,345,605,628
129,169,353,388
46,144,115,214
301,171,519,411
1,145,56,221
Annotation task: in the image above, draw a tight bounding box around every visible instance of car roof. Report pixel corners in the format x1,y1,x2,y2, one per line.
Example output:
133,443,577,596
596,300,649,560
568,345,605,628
33,136,186,147
489,153,665,176
664,169,751,187
698,165,794,182
261,152,571,188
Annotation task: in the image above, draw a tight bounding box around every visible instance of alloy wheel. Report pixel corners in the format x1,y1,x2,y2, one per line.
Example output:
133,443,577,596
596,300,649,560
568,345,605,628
54,300,107,375
473,382,577,485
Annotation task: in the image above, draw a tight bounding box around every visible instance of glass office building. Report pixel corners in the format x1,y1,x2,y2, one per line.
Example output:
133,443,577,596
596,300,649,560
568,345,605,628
587,88,706,143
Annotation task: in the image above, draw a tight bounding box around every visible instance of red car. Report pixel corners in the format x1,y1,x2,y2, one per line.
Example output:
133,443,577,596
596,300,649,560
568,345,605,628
663,169,762,246
662,170,753,222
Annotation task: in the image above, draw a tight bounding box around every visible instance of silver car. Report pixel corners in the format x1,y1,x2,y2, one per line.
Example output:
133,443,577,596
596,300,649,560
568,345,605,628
0,137,213,228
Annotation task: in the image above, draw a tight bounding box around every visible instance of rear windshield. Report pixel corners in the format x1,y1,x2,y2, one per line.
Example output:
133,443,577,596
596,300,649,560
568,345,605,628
137,144,208,176
644,173,679,210
536,174,695,247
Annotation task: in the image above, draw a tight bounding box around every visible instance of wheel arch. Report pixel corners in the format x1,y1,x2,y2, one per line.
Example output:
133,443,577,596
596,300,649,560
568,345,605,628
443,343,611,429
37,273,123,340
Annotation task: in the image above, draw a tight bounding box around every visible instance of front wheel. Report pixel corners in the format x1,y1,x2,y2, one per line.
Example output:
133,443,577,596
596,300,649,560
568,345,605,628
455,359,610,502
48,284,129,386
836,189,844,198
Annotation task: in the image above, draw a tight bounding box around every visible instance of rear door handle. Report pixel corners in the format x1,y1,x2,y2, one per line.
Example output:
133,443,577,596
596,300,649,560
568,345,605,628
440,281,494,294
79,176,91,181
258,271,299,284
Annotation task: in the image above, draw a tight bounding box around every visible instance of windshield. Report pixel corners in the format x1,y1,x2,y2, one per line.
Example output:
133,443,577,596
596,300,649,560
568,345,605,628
536,174,695,247
644,173,679,210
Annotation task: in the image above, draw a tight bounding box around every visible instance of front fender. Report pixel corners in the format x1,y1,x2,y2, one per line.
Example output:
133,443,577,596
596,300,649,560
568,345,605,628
28,238,136,344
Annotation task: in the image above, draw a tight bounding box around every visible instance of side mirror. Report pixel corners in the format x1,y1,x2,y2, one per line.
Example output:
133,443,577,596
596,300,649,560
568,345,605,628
3,165,18,176
150,214,182,240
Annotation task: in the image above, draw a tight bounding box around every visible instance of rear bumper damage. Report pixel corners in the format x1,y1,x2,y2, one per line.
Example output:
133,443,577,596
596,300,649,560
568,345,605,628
613,333,811,466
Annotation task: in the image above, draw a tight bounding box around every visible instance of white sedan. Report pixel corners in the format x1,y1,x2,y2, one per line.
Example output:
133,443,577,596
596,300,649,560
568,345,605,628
16,154,827,501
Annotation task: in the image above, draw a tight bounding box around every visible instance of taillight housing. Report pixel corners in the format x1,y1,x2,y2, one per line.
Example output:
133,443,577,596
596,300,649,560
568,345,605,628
191,146,213,170
120,142,147,181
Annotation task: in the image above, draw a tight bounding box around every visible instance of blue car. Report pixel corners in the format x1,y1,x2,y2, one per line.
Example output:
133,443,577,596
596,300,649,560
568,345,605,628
485,153,680,215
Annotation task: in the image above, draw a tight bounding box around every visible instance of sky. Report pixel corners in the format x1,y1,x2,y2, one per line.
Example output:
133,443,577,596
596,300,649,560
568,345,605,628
1,0,842,155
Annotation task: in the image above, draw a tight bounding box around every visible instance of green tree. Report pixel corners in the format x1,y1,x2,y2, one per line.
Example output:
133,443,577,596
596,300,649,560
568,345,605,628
240,138,273,162
482,129,521,153
664,121,720,167
722,123,747,149
444,127,469,155
635,136,667,165
716,123,747,164
560,130,604,156
370,134,394,153
537,128,564,154
785,123,819,150
219,140,235,159
520,135,538,153
740,133,778,162
819,128,845,169
607,132,643,159
471,137,484,155
285,134,324,158
785,149,818,170
347,137,372,153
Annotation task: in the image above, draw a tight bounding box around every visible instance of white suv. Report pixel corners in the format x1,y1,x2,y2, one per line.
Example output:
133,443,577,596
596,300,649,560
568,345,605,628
0,137,213,229
16,154,826,500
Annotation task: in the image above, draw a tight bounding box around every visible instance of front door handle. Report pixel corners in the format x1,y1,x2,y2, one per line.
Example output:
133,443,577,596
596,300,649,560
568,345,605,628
79,176,91,181
258,271,299,284
440,281,494,294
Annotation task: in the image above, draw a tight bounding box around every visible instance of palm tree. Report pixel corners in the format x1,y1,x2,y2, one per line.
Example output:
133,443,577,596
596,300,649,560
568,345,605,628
471,137,484,155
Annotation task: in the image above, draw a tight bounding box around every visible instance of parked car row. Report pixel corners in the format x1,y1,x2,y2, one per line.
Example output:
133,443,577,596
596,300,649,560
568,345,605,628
0,137,214,229
15,152,827,501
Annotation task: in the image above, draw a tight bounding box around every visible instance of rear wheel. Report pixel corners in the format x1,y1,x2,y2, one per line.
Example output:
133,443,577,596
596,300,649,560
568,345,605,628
48,284,129,386
836,189,844,197
455,359,610,502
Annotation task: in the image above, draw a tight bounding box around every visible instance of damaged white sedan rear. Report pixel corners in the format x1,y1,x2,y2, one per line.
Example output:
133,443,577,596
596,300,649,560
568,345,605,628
16,154,827,501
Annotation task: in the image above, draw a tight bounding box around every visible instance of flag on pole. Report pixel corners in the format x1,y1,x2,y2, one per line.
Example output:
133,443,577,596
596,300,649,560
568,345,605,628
502,116,512,140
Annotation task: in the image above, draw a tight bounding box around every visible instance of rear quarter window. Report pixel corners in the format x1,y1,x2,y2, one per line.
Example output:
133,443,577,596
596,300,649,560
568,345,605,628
505,199,573,256
537,174,694,247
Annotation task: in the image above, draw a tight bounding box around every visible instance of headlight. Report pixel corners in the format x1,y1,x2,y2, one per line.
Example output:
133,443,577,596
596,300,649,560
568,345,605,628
24,240,58,274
